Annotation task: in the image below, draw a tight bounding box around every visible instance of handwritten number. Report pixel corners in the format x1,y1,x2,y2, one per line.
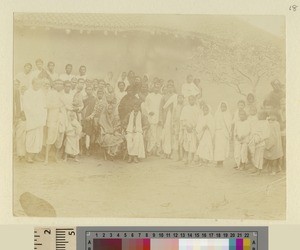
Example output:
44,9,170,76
289,5,298,11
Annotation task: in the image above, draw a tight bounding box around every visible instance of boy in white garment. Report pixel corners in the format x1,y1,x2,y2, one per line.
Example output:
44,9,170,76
234,110,251,170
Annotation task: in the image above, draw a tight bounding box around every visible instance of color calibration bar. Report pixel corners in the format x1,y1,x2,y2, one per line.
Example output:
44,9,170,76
77,227,268,250
92,238,251,250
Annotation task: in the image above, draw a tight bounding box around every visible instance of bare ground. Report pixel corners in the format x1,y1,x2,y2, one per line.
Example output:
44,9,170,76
13,153,286,220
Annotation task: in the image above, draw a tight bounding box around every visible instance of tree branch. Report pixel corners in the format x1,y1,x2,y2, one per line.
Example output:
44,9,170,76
234,67,253,84
219,81,247,97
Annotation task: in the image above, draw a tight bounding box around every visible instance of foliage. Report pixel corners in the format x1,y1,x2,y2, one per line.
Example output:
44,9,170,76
186,37,285,96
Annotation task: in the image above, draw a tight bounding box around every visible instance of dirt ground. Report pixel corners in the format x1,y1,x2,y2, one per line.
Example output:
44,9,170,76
13,151,286,220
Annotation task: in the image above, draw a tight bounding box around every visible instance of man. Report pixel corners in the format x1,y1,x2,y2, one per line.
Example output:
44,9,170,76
14,80,27,161
44,80,66,164
265,79,285,110
104,71,113,85
15,63,32,90
181,74,200,100
125,99,149,163
46,61,59,82
22,77,47,163
78,65,87,80
62,81,74,111
82,85,97,155
60,64,74,81
144,81,163,156
32,58,47,79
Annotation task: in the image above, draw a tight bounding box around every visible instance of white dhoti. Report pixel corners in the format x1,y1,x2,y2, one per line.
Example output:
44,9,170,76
147,123,162,153
234,140,248,166
252,146,265,170
65,135,80,155
126,111,146,158
126,132,145,158
182,130,197,153
196,130,214,161
26,127,44,154
214,130,230,162
161,110,172,155
15,120,26,157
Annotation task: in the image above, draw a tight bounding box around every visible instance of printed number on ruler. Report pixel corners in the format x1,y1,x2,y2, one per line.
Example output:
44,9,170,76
34,227,76,250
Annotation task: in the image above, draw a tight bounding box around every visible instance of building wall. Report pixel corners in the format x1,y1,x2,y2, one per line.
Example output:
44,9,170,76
13,27,278,112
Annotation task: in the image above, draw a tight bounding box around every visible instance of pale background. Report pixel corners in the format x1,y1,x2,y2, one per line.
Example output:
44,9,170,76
1,0,300,249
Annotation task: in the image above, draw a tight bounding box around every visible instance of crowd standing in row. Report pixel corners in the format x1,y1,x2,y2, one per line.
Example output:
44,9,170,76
13,59,286,175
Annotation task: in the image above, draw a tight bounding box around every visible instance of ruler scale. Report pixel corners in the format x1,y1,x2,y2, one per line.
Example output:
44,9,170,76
34,226,268,250
34,228,76,250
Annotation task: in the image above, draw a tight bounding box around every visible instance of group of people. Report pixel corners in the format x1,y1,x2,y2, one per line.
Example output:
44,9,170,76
13,59,286,175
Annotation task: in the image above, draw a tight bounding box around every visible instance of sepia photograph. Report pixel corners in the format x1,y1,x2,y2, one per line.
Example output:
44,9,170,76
13,13,286,219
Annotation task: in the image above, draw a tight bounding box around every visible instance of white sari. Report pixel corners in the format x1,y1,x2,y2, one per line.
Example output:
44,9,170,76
214,102,232,162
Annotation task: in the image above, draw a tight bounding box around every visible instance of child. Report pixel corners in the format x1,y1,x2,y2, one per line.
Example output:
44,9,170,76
214,102,232,167
125,100,149,163
195,104,215,165
172,94,184,161
232,100,246,139
64,111,82,162
264,110,283,175
248,111,270,175
234,110,251,170
180,95,199,165
73,82,84,123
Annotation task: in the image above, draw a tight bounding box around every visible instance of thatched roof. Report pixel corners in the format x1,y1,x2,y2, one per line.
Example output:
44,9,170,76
14,13,281,45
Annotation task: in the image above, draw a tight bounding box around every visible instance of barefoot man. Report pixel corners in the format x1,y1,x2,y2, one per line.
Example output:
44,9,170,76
22,77,47,163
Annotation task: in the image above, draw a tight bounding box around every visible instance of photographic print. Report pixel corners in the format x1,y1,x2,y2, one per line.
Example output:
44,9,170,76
13,13,286,219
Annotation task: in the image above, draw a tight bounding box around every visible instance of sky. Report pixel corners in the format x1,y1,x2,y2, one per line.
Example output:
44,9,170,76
238,15,285,38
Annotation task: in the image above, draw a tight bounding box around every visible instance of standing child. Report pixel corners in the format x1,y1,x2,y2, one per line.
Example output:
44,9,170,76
248,111,270,175
232,100,246,139
195,104,215,165
264,111,283,175
180,95,199,165
234,110,251,170
214,102,232,167
64,111,82,162
125,100,149,163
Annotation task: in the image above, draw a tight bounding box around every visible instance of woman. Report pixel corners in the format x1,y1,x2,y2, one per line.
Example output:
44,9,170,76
214,102,232,167
118,85,139,124
98,104,124,159
160,83,176,158
246,93,257,115
196,104,215,165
